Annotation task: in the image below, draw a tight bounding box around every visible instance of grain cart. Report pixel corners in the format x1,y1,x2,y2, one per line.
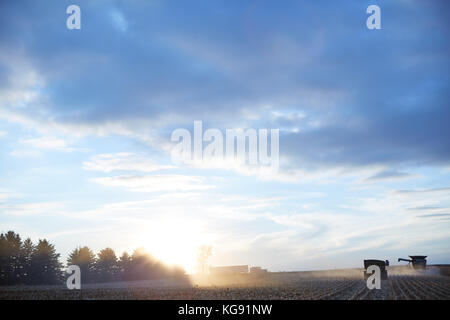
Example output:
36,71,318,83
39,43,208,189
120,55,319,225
363,259,389,280
397,256,427,270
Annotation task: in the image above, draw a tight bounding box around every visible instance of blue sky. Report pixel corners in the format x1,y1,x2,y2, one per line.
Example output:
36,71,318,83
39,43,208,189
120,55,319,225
0,0,449,272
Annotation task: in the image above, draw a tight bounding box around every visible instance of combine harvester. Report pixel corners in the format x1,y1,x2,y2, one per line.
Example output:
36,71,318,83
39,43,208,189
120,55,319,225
397,256,427,270
363,259,389,280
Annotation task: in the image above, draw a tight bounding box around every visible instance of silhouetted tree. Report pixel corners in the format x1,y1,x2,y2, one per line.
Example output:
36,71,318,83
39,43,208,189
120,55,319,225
128,248,165,280
20,238,34,284
96,248,118,282
67,246,96,283
29,239,63,285
129,248,151,280
118,251,132,281
0,233,5,284
0,231,22,285
0,231,186,286
127,248,185,280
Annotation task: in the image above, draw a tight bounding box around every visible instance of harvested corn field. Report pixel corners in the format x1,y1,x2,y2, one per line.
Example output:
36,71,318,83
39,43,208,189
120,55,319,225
1,271,449,300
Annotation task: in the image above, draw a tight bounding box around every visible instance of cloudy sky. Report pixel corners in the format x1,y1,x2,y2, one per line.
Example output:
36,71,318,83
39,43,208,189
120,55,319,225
1,0,449,272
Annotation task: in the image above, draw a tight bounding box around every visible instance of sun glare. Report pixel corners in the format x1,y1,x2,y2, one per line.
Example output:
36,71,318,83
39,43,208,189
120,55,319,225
137,220,210,274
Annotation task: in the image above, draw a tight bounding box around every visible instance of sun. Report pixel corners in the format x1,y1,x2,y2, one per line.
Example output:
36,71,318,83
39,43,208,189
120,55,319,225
137,219,210,274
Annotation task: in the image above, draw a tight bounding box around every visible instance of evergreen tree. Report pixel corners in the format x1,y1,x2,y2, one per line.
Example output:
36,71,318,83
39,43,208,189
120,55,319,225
0,231,186,286
30,239,62,285
20,238,34,284
67,246,96,283
0,233,7,285
0,231,22,285
118,251,132,281
96,248,118,282
129,247,167,280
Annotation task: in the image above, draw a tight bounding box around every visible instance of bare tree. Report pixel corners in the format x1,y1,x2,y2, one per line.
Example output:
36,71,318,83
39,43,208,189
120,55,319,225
196,245,212,275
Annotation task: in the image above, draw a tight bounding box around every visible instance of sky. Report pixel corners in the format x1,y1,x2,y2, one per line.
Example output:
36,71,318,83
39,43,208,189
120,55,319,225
0,0,449,273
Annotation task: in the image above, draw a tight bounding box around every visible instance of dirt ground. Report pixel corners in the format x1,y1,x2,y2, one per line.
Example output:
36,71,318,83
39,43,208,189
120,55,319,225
1,266,450,300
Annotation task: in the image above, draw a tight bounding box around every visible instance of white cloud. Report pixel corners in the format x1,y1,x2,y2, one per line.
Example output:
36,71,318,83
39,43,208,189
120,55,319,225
9,149,42,157
19,137,74,151
83,153,176,172
0,202,65,216
341,187,450,225
0,191,19,202
92,174,213,193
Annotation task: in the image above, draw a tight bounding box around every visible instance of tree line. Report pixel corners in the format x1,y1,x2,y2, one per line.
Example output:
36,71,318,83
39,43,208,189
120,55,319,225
0,231,185,286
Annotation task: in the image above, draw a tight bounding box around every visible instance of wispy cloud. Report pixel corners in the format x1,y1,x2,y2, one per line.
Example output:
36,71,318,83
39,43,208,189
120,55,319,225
365,170,416,182
0,191,20,202
109,9,128,32
407,206,444,211
9,149,42,158
416,213,450,219
83,153,175,172
92,174,213,193
394,187,450,195
19,137,74,152
0,202,65,216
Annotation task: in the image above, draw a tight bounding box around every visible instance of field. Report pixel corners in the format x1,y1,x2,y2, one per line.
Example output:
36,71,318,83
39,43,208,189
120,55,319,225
1,267,449,300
